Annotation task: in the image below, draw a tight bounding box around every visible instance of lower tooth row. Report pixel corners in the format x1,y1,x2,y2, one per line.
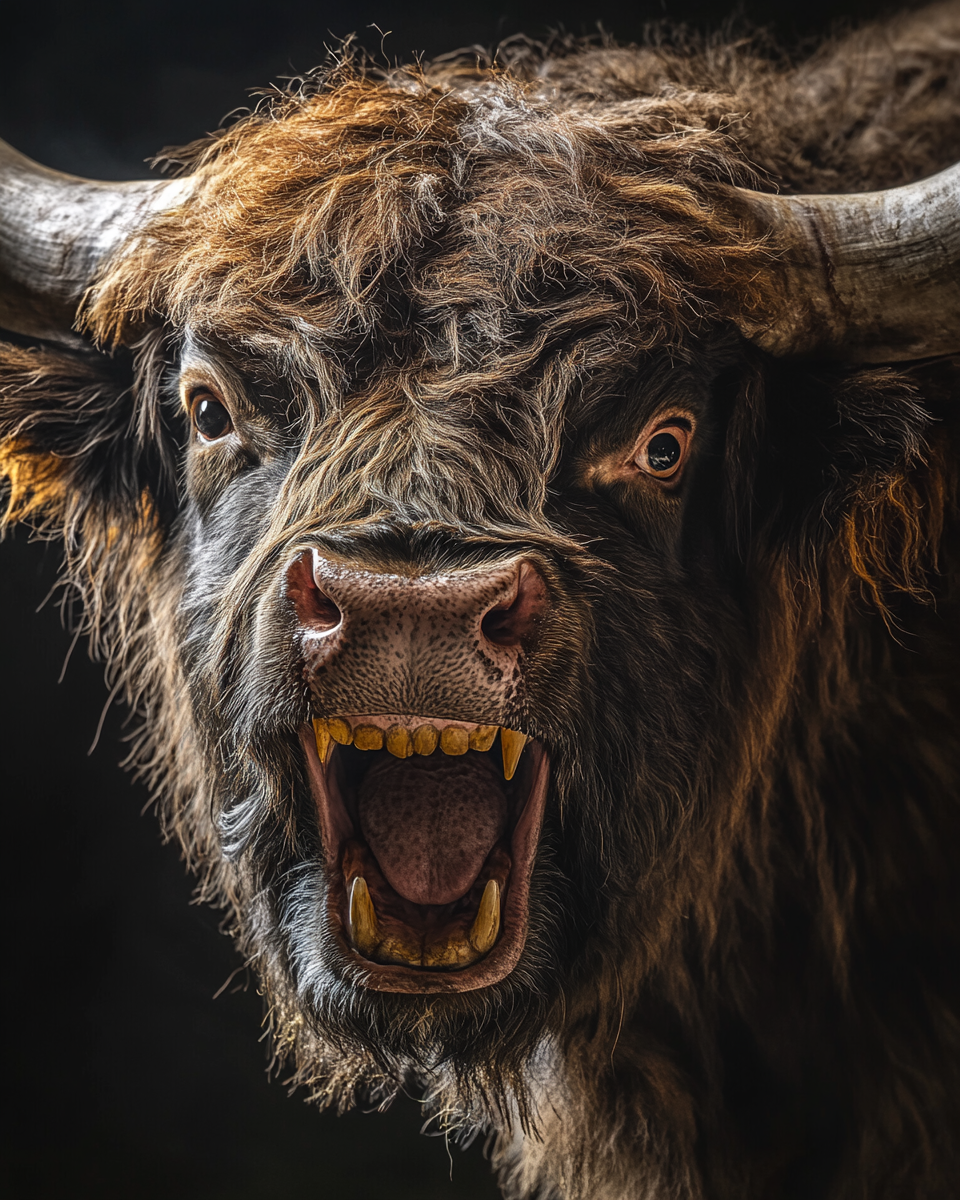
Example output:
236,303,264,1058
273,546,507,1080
312,718,528,778
347,874,502,965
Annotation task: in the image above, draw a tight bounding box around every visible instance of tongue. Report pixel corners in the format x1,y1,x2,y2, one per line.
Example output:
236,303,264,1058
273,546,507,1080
358,753,508,905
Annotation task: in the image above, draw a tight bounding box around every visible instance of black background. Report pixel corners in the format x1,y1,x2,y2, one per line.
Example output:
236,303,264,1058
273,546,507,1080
0,2,914,1197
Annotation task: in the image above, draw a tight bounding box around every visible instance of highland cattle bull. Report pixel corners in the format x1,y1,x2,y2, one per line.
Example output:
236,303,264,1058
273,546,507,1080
2,5,960,1198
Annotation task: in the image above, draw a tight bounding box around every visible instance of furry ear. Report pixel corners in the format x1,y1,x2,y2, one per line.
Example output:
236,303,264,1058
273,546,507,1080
0,331,179,542
744,361,947,609
820,368,945,608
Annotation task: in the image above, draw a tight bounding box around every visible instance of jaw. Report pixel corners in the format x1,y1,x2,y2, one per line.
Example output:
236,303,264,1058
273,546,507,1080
300,717,550,994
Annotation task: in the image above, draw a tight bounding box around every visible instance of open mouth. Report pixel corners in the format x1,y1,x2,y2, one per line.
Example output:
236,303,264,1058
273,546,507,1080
301,715,550,993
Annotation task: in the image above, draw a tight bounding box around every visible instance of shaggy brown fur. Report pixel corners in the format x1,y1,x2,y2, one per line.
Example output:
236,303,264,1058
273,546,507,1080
3,5,960,1199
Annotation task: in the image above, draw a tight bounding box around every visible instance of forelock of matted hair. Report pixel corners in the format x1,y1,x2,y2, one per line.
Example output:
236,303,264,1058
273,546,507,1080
83,63,769,393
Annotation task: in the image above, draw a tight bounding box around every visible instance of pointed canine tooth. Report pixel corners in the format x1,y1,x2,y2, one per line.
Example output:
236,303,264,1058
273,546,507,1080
312,718,334,764
413,724,439,755
386,725,413,758
469,724,499,752
500,728,528,780
469,879,501,954
354,723,384,751
440,726,469,755
328,718,353,745
348,876,379,956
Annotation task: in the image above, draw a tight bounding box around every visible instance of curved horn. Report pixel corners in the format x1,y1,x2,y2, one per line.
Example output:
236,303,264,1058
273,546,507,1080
0,138,193,346
731,161,960,363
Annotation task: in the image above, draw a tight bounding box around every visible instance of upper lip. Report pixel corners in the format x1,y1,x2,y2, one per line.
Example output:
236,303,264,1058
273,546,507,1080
301,713,550,994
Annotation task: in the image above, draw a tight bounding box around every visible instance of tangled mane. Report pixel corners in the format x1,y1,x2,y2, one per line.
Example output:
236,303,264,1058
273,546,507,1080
87,62,770,352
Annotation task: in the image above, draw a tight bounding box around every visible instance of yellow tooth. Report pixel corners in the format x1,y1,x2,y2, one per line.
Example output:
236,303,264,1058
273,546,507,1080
386,725,413,758
413,724,439,755
312,718,334,764
469,724,499,752
377,935,423,967
500,728,528,781
469,879,501,954
440,726,469,756
348,876,379,956
328,718,353,745
423,934,475,968
354,723,384,751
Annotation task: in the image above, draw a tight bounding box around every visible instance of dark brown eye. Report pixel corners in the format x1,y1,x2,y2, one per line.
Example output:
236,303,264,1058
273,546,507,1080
191,391,233,442
646,432,682,473
634,421,692,483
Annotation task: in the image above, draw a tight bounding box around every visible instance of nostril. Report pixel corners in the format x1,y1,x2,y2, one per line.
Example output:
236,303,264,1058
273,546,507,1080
481,561,549,649
286,552,343,633
310,590,343,632
480,603,516,646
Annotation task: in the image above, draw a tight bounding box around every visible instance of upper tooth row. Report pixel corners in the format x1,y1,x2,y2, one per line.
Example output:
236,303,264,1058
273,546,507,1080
322,718,497,756
312,718,528,778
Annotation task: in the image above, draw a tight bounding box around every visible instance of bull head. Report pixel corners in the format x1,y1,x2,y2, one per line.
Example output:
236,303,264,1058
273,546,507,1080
1,43,959,1197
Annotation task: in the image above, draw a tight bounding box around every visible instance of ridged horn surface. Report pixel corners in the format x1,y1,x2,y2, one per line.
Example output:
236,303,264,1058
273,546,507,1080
731,161,960,363
0,138,194,345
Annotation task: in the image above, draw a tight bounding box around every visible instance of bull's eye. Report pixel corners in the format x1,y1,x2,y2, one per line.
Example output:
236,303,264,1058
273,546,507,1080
190,391,233,442
634,420,692,483
646,432,682,473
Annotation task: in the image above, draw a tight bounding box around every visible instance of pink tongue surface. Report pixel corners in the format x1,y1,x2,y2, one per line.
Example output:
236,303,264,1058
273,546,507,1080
358,753,507,905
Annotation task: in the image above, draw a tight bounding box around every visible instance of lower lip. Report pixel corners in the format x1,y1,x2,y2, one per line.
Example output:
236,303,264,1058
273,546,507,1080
300,728,550,994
